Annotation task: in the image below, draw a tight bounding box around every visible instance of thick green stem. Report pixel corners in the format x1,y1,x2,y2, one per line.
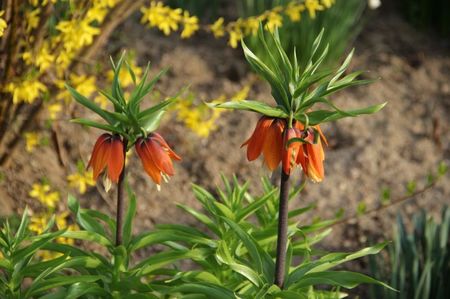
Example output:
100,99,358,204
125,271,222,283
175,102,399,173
274,169,290,288
115,138,128,246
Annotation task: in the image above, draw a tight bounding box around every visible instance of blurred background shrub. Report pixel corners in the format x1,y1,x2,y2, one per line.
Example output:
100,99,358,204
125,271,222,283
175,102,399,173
238,0,367,68
370,206,450,299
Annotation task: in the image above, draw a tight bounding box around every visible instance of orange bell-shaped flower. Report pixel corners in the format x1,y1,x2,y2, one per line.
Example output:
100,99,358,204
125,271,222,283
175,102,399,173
135,133,181,185
294,122,327,182
242,116,286,171
282,127,302,175
87,133,124,183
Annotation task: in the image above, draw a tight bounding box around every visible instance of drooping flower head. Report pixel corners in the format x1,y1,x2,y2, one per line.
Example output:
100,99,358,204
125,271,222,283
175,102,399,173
242,116,327,181
135,133,181,185
87,133,124,183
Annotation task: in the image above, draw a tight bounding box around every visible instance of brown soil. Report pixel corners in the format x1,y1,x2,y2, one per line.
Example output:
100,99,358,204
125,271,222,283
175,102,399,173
1,2,449,277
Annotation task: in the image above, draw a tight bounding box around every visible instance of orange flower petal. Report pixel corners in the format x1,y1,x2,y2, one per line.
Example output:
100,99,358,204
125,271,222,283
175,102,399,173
145,138,174,176
88,134,111,180
262,119,284,171
151,133,181,161
136,140,162,184
245,116,274,161
107,137,124,183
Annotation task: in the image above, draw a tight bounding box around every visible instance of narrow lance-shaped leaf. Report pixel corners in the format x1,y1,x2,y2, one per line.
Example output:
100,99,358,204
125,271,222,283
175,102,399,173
212,100,288,118
65,84,115,125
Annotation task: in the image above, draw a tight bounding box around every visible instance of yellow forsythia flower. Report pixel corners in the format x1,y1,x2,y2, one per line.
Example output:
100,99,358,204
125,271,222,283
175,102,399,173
265,9,283,32
285,2,305,22
67,170,96,194
242,17,259,36
305,0,324,19
36,43,55,72
25,8,40,33
210,17,225,38
233,85,251,101
181,11,199,38
57,74,97,102
24,132,40,152
5,79,47,104
0,11,7,37
56,19,100,52
321,0,335,9
29,214,49,235
47,102,62,120
141,1,182,36
29,182,60,208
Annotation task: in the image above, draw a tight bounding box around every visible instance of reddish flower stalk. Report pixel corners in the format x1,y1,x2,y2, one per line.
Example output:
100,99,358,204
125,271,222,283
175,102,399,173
115,138,128,246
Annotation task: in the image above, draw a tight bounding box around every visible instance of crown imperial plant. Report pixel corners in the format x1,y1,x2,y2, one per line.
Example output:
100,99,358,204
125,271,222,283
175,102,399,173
213,24,386,288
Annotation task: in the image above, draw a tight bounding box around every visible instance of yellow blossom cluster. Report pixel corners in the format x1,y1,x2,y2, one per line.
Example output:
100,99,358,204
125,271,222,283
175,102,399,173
29,211,78,260
5,79,47,104
174,85,251,137
141,1,200,38
3,0,119,108
67,169,96,194
0,10,8,37
140,0,335,48
24,132,41,153
29,182,60,209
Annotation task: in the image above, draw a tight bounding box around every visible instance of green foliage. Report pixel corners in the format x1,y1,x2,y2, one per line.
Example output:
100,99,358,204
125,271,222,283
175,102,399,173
0,208,102,298
214,26,385,125
67,54,184,146
370,206,450,299
163,176,392,298
397,0,450,37
240,0,367,69
0,177,392,298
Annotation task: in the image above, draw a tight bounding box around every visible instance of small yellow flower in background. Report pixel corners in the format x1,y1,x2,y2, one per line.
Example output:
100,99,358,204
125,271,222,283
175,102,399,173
242,17,259,36
232,85,251,101
36,43,55,72
24,132,40,152
57,74,97,102
181,11,199,39
94,94,109,109
67,169,96,194
175,85,251,138
305,0,324,19
141,1,182,36
321,0,335,9
86,6,108,23
47,102,62,120
228,23,243,48
210,17,225,38
265,9,283,32
29,182,60,208
285,2,305,22
25,8,40,33
5,79,47,104
29,213,49,235
0,10,7,37
56,19,100,52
